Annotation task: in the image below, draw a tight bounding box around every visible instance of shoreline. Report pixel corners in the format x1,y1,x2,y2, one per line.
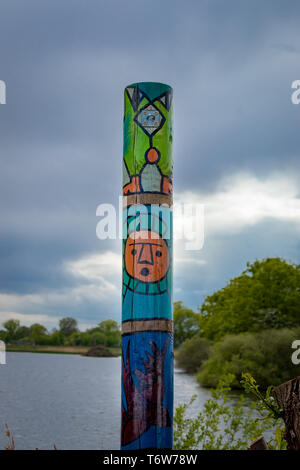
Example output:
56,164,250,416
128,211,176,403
6,345,122,356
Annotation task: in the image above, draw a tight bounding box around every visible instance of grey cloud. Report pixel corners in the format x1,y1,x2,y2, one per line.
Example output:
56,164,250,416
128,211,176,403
0,0,300,324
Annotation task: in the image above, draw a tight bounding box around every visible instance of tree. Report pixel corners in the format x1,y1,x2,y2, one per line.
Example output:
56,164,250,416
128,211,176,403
69,331,82,346
0,329,7,341
47,330,64,346
3,320,20,341
59,317,78,337
199,258,300,341
16,325,30,339
98,320,121,347
29,323,48,345
98,319,120,334
78,332,91,347
90,331,106,346
173,301,201,348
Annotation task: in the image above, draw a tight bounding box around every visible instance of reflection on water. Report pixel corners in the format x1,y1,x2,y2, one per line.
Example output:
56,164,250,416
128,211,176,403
0,353,212,450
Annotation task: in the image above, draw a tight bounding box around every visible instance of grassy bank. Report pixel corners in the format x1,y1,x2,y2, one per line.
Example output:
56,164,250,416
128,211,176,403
6,344,121,356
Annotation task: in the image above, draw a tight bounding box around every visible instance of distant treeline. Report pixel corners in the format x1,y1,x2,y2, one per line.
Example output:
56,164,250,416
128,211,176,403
0,317,121,348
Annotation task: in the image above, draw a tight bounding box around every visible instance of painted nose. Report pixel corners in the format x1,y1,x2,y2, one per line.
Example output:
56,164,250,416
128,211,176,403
138,244,153,265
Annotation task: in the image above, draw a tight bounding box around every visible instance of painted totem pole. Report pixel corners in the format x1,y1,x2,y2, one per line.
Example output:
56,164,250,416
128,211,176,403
121,82,173,449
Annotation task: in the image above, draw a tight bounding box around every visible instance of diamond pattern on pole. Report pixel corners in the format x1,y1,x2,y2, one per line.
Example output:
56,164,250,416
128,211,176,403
134,104,165,137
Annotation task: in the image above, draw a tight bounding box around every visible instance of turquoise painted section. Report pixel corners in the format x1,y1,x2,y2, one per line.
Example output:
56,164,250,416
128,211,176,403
123,204,172,241
122,290,172,321
127,82,172,101
122,204,172,321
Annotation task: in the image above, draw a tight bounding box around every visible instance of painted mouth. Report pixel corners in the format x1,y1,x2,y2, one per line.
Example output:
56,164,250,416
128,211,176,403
140,267,150,277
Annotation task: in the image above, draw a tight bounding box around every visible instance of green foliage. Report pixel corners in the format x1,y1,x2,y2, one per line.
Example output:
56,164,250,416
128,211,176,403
174,374,286,450
97,320,121,347
98,319,119,333
29,323,48,345
68,331,82,346
2,320,31,342
77,332,92,347
16,325,30,340
199,258,300,341
197,328,300,389
240,373,282,420
3,320,22,341
0,330,6,341
176,336,211,374
240,373,286,450
174,301,201,348
89,332,106,346
1,317,121,348
59,317,78,337
46,330,64,346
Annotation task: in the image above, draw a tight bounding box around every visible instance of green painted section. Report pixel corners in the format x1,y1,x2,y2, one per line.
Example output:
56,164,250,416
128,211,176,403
123,82,173,181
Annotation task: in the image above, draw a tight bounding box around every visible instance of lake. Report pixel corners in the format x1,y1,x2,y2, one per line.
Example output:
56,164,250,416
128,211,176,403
0,352,212,450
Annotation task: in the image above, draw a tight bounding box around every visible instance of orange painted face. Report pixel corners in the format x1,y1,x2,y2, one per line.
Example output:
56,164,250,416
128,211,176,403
125,230,169,283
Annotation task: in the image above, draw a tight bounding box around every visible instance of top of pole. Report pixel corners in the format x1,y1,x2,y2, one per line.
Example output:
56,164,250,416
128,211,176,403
125,82,172,101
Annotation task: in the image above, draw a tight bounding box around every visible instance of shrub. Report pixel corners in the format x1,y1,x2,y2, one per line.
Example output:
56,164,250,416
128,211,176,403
90,332,106,346
197,327,300,389
174,374,286,450
84,345,115,357
176,336,211,374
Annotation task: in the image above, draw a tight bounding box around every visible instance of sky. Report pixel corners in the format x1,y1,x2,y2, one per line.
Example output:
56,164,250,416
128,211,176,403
0,0,300,330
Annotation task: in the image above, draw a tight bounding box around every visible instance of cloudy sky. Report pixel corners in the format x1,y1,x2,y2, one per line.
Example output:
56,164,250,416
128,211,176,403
0,0,300,330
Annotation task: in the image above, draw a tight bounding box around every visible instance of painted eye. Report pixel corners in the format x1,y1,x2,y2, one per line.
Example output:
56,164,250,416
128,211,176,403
156,250,162,257
131,249,137,256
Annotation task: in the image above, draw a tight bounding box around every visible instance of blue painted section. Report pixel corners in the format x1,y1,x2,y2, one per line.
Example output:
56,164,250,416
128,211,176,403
122,426,173,451
121,332,173,449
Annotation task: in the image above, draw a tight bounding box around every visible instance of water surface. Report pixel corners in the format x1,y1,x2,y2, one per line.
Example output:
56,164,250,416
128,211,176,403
0,352,211,450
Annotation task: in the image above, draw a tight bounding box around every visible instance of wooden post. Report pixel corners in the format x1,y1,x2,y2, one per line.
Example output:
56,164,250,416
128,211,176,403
273,376,300,450
248,436,269,450
121,82,173,449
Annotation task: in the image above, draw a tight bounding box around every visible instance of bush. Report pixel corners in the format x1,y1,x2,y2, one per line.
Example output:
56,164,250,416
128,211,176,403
176,336,211,374
84,345,115,357
90,332,106,346
174,374,286,450
197,327,300,389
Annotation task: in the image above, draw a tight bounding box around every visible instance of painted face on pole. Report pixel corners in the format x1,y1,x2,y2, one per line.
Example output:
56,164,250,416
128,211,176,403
125,230,169,283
